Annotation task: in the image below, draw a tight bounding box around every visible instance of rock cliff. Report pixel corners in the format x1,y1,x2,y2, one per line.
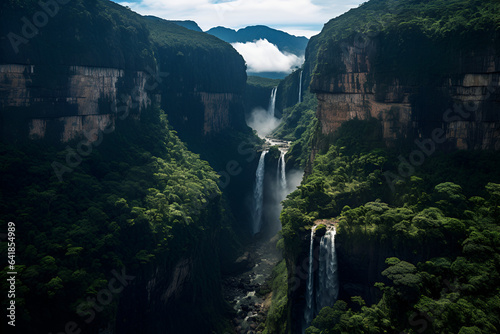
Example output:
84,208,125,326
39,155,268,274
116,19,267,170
278,1,500,332
0,0,247,143
311,41,500,150
0,64,150,142
303,0,500,152
0,1,248,333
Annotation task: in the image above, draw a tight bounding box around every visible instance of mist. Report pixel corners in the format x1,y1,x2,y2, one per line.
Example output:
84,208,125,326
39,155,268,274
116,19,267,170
246,107,281,138
286,168,304,195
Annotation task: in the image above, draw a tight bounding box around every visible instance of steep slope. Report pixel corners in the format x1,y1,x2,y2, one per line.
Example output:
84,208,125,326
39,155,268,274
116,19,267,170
306,0,500,150
266,1,500,333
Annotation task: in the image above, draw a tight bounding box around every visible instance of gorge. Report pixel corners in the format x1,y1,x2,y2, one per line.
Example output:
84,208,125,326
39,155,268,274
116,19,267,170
1,0,500,334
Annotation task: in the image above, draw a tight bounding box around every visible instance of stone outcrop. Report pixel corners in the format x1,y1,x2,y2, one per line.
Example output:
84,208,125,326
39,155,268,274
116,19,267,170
198,92,237,135
0,63,246,142
0,64,150,142
310,42,500,150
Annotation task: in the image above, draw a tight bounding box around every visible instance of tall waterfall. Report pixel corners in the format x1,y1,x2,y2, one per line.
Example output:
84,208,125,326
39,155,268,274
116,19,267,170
268,87,277,117
252,150,267,234
303,227,339,332
276,150,287,205
298,70,303,103
315,228,339,311
279,151,287,191
304,226,316,326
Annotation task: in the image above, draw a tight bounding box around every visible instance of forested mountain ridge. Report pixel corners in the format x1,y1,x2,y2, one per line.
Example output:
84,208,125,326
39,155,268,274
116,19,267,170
1,107,234,333
266,0,500,333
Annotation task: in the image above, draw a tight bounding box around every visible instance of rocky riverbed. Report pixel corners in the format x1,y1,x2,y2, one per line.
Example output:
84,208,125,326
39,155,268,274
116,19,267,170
222,234,282,334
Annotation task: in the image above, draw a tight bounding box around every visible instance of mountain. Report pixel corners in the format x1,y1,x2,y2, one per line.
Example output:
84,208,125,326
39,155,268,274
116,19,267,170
0,1,257,333
266,0,500,333
206,25,309,56
0,1,247,143
2,0,500,334
306,0,500,150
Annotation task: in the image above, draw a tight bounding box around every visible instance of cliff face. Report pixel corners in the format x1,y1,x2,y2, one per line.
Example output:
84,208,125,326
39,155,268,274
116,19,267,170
278,2,500,332
0,62,245,142
0,1,248,333
0,0,247,144
311,41,500,150
0,64,150,142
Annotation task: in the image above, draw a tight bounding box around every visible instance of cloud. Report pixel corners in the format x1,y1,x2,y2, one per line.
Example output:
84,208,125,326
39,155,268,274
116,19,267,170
116,0,364,37
231,39,304,73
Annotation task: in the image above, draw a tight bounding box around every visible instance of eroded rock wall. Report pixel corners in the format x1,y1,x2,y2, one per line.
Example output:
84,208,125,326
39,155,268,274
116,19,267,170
0,64,150,142
311,43,500,150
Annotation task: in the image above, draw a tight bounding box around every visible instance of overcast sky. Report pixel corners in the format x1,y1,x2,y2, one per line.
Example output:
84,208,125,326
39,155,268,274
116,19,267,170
115,0,364,38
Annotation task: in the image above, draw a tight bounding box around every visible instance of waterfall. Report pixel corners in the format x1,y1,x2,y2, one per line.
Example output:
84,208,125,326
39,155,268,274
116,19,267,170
280,151,287,191
252,150,267,234
304,226,316,327
315,228,339,311
268,87,277,117
276,153,281,201
298,70,303,103
303,227,339,332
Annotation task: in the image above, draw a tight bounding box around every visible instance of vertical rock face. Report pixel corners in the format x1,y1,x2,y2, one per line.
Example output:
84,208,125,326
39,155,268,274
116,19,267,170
0,64,150,142
0,62,247,142
310,41,500,150
197,92,237,135
0,0,248,144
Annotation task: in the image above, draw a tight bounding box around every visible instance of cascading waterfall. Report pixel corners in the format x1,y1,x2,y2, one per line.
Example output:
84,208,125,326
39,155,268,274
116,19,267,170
280,150,287,191
303,227,339,332
276,153,281,201
276,150,287,205
303,226,316,327
298,70,303,103
315,228,339,311
252,150,267,234
268,86,277,117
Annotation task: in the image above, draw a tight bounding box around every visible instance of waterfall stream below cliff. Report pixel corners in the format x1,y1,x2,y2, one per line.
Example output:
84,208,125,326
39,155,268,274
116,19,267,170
316,228,339,310
304,226,316,326
252,150,268,234
268,86,277,117
303,226,339,332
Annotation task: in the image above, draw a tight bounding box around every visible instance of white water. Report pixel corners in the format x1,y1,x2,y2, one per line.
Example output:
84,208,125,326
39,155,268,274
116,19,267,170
298,70,303,103
304,226,316,326
276,153,281,201
252,151,268,234
246,87,280,138
303,227,339,332
276,150,287,208
280,150,287,191
268,86,277,117
315,228,339,311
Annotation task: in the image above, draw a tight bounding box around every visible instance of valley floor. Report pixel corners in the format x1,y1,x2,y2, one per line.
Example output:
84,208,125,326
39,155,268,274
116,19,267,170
222,234,282,334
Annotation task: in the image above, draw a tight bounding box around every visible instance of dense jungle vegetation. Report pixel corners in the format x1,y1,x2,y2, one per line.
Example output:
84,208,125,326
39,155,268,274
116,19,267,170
0,106,234,333
279,120,500,334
